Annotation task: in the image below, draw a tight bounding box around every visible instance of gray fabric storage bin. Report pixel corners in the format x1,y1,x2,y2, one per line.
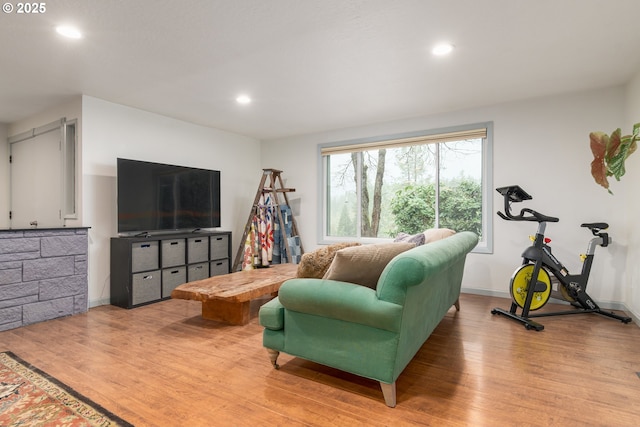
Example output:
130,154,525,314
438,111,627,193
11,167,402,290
131,270,161,305
162,239,185,267
131,241,159,272
187,263,209,281
210,235,228,260
188,237,209,264
162,266,186,297
210,260,229,276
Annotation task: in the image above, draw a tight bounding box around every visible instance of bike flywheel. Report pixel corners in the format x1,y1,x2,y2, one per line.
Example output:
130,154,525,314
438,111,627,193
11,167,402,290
510,264,551,310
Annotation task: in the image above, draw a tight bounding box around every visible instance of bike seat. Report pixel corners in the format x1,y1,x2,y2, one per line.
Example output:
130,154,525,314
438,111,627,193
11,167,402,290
581,222,608,231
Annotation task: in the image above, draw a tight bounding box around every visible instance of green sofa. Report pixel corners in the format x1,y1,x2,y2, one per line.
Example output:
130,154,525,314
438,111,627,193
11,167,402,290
259,231,478,407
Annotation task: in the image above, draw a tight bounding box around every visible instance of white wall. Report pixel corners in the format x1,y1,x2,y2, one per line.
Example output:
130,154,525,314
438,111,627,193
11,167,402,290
0,122,8,229
5,85,636,315
82,96,262,306
262,85,629,307
624,71,640,320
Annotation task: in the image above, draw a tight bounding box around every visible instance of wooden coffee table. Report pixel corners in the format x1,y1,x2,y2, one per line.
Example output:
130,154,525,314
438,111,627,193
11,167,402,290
171,263,298,325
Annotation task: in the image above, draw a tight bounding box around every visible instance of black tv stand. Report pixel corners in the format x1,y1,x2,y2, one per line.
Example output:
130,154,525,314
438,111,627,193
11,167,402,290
110,230,231,308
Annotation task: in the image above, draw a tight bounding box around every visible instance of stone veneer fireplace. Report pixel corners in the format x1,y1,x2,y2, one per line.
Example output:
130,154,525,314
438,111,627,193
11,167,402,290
0,227,89,332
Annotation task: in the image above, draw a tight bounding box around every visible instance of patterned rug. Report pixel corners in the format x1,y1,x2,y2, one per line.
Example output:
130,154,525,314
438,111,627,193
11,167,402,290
0,351,132,427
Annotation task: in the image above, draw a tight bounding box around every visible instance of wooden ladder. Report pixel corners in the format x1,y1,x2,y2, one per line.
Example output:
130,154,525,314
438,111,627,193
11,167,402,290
232,169,304,272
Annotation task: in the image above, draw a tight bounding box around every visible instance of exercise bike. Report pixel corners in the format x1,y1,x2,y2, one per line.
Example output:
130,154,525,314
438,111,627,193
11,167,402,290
491,185,632,331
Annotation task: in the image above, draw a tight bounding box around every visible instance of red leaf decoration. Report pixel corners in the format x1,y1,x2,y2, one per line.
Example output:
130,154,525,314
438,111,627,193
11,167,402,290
589,132,609,190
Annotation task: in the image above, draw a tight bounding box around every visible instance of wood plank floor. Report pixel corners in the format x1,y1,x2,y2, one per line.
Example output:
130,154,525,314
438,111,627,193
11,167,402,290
1,294,639,427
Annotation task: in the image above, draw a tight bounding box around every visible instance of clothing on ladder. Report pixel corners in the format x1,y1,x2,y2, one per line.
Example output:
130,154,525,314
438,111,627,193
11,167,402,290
233,169,304,272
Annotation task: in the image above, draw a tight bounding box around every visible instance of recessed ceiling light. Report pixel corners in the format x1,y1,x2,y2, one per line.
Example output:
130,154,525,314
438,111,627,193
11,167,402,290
56,25,83,39
432,43,454,56
236,95,252,105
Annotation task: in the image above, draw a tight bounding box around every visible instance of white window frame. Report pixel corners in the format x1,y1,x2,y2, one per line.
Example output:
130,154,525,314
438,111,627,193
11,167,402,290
317,122,493,253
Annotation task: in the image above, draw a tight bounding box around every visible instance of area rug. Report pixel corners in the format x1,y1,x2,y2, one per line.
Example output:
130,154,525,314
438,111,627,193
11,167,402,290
0,351,132,427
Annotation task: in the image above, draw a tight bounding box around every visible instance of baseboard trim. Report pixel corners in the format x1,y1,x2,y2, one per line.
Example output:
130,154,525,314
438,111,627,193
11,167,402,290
89,289,639,326
89,298,111,308
461,287,509,299
460,288,639,327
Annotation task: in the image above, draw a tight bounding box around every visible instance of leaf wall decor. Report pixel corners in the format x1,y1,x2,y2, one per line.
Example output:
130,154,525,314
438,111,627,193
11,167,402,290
589,122,639,194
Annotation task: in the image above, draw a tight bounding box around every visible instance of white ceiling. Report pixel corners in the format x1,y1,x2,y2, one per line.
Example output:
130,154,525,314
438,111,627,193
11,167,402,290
2,0,640,140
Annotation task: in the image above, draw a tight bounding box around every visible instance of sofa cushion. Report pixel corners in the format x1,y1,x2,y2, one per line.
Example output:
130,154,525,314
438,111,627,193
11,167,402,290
423,228,456,243
322,242,415,289
296,242,361,278
393,232,426,246
393,228,456,247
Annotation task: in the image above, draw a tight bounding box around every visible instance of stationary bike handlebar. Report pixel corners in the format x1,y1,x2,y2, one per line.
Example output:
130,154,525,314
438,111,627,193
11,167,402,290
497,207,559,223
496,185,559,223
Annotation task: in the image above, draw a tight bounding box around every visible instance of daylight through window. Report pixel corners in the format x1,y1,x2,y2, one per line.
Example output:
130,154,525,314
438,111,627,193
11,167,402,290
320,123,492,252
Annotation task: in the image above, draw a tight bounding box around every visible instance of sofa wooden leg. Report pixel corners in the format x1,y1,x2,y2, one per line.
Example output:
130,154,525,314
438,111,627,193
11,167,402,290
454,298,460,311
267,348,280,369
380,381,396,407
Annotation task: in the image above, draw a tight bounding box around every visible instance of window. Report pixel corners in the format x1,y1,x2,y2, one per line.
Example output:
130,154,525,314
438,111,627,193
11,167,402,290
319,122,493,253
62,119,77,219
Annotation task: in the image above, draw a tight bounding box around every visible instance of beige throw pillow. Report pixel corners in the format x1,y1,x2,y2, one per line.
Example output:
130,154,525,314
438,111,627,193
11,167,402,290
423,228,456,243
322,242,415,289
296,242,361,279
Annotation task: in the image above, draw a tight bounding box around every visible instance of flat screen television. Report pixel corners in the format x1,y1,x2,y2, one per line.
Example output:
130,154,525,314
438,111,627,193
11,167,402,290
117,158,221,234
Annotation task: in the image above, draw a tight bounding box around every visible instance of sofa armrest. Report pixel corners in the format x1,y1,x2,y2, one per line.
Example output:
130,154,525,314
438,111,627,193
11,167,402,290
259,297,285,330
278,278,403,332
